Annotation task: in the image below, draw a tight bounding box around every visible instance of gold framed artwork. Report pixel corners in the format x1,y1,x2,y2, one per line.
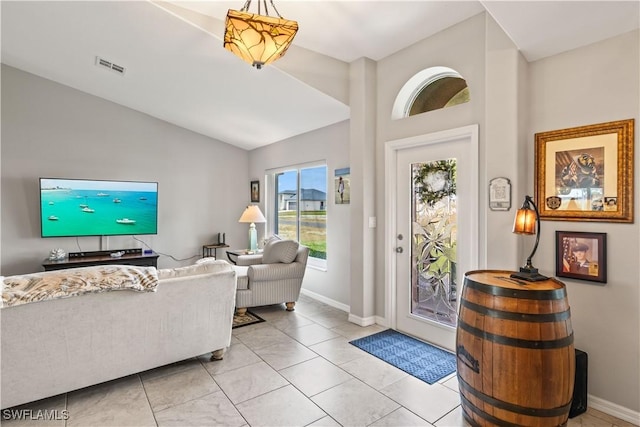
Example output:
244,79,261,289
535,119,634,223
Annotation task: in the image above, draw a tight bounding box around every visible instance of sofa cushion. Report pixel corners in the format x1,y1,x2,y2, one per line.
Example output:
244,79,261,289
262,239,299,264
158,260,229,280
195,257,217,264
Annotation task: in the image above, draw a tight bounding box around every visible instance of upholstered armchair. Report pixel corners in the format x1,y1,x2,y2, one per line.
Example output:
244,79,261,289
233,238,309,315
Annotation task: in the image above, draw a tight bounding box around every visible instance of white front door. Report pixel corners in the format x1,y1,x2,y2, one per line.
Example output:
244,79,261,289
389,126,478,351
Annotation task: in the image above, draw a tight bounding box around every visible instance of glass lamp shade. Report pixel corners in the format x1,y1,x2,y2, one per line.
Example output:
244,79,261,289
224,9,298,69
512,208,536,235
510,195,548,282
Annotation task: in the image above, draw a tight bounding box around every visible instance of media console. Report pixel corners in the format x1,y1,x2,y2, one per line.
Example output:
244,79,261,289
43,249,159,271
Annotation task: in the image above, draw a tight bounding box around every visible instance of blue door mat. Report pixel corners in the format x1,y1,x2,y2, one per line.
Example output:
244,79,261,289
349,329,457,384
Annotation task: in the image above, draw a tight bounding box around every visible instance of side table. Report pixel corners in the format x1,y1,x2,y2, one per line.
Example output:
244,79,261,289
202,243,229,259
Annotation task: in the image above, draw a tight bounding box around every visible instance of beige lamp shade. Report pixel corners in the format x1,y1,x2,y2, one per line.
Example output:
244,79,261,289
512,207,536,235
239,205,266,224
224,9,298,69
239,205,265,251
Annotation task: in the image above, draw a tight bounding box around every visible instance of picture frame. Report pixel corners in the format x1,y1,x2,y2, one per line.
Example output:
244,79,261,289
250,180,260,203
489,177,511,211
535,119,634,223
555,231,607,283
334,167,350,205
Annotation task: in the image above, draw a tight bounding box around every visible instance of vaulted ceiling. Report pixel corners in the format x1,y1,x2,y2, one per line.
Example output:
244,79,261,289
2,1,638,150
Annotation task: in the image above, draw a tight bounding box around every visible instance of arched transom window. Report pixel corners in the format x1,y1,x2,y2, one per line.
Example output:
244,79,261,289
392,66,470,119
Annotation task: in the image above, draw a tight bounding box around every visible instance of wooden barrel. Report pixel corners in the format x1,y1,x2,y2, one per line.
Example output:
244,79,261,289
456,270,575,427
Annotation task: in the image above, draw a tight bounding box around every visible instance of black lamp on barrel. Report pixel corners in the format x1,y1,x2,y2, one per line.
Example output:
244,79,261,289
511,195,548,282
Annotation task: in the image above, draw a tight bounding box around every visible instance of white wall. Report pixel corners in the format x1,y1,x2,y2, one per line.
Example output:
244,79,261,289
528,30,640,414
1,65,250,275
484,15,527,270
349,57,377,323
247,121,351,308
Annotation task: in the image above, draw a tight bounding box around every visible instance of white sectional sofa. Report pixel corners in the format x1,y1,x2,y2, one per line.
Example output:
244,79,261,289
0,260,236,409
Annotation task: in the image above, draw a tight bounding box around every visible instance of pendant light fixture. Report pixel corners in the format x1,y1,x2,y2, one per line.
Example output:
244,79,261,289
223,0,298,69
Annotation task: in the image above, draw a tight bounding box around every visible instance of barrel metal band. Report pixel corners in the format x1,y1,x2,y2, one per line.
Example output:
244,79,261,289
458,319,574,349
465,278,567,300
459,375,572,418
460,392,523,427
460,299,571,322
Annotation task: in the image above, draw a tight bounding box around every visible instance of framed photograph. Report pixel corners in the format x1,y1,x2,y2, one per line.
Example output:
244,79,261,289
535,119,634,223
556,231,607,283
250,180,260,203
335,167,350,204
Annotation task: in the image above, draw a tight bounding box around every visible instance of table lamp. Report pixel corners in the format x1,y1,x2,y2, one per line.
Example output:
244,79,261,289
511,195,548,282
238,205,266,251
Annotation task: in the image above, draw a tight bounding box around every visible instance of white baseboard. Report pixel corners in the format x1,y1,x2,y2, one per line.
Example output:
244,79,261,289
299,290,381,328
375,315,389,327
300,289,350,313
588,394,640,425
347,313,377,327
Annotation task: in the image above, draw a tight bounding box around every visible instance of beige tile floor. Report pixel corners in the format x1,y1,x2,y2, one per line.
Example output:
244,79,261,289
3,295,637,427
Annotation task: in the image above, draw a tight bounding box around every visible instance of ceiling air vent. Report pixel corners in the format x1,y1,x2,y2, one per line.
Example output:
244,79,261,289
95,56,126,75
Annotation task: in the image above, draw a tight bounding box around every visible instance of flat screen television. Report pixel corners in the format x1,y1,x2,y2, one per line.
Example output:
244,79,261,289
40,178,158,237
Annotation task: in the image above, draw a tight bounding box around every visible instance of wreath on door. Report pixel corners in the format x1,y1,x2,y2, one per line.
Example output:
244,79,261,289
413,160,457,206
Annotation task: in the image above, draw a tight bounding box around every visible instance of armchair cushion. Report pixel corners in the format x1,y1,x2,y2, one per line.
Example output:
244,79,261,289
236,254,264,266
263,239,299,264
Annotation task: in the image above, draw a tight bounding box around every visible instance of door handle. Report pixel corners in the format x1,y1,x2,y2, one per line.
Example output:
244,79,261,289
395,247,404,253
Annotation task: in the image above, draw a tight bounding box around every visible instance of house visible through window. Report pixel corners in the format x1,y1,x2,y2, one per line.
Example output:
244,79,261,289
269,163,327,268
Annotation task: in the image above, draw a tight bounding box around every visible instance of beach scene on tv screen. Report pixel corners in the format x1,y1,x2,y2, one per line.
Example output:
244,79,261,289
40,179,158,237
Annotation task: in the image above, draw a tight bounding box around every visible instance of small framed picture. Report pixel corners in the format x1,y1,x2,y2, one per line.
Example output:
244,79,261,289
250,180,260,203
335,167,350,204
556,231,607,283
489,177,511,211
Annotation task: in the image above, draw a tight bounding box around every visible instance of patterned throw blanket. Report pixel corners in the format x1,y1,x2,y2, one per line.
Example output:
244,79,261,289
1,265,159,308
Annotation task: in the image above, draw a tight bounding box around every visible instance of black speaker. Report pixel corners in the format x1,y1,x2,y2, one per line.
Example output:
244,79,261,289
570,349,588,418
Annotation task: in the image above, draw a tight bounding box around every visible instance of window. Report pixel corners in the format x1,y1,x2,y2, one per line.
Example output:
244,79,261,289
267,162,327,268
392,66,470,119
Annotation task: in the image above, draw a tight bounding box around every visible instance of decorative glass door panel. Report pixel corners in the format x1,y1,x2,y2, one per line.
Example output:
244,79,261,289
411,159,457,327
394,126,478,351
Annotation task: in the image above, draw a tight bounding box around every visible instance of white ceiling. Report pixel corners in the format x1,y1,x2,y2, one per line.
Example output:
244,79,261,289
2,1,638,150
